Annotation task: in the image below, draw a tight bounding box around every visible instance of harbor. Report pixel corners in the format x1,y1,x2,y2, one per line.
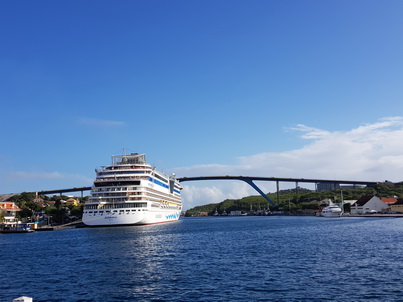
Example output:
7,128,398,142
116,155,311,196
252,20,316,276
3,216,403,302
2,0,403,300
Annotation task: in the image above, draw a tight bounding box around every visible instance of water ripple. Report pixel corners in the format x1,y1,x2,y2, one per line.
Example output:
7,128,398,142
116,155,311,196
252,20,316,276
2,217,403,301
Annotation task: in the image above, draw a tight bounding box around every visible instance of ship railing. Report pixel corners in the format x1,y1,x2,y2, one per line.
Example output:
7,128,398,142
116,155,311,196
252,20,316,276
94,187,131,192
95,176,148,182
93,187,146,193
108,165,150,170
93,193,128,198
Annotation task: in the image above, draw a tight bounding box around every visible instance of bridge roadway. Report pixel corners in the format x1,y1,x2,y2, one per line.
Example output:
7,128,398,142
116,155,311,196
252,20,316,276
36,176,378,206
37,186,92,197
176,175,377,185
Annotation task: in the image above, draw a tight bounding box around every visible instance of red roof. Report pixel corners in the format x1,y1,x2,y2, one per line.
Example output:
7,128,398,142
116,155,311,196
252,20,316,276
381,198,398,204
0,202,20,211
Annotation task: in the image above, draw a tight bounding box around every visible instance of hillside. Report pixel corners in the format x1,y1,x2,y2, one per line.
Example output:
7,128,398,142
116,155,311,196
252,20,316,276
185,182,403,216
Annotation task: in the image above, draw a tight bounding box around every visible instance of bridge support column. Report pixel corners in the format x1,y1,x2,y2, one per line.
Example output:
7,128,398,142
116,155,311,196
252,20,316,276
241,179,275,206
296,181,299,201
276,181,280,204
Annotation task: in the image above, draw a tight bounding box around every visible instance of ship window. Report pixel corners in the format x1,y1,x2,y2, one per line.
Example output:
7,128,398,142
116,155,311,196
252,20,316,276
94,180,141,187
155,174,168,183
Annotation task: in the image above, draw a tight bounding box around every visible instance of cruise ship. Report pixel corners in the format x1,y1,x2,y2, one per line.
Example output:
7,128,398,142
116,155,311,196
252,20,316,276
82,153,182,226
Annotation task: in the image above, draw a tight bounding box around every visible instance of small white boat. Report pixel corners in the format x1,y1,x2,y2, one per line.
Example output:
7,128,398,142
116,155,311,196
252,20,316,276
321,202,342,218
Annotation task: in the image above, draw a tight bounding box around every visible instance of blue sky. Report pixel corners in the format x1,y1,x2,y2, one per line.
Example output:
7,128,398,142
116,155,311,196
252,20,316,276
1,0,403,209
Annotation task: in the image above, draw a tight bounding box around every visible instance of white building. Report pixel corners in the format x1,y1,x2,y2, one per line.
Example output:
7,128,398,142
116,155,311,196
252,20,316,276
351,195,388,214
0,201,20,222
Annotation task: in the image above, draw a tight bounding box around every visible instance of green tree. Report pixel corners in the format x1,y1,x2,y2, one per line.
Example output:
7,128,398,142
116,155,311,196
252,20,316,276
25,201,43,212
17,207,33,221
70,205,83,218
10,192,37,208
45,207,68,224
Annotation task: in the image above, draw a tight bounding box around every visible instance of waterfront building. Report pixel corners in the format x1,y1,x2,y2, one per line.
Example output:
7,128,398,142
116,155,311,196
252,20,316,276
316,182,340,192
389,199,403,213
0,201,20,222
350,195,388,214
316,183,364,192
66,198,80,206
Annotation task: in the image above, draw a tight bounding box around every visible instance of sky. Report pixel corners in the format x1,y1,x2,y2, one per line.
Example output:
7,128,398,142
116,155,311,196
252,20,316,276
1,0,403,210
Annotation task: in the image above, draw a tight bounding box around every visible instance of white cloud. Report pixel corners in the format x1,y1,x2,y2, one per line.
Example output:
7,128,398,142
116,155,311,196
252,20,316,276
289,124,331,139
7,171,64,180
181,181,259,210
178,117,403,209
6,170,93,185
3,171,93,193
77,117,126,127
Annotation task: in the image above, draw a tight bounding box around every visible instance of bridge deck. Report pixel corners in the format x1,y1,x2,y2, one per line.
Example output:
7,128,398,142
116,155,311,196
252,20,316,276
177,176,377,185
33,176,378,205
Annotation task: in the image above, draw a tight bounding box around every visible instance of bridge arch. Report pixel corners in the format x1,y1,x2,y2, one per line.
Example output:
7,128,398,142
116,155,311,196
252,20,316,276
177,176,377,205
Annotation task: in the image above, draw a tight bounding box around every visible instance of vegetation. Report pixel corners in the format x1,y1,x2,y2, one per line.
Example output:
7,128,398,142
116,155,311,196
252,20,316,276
185,182,403,217
6,192,86,225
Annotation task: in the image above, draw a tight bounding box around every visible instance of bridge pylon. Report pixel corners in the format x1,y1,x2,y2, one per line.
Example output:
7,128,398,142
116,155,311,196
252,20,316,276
240,178,275,206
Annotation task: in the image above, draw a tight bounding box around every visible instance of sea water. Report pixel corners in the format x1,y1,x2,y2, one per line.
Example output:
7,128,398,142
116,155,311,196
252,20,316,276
1,216,403,302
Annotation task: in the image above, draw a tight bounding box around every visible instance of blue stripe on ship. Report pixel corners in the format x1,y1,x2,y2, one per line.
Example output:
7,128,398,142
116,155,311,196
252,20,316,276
149,177,168,189
149,177,181,195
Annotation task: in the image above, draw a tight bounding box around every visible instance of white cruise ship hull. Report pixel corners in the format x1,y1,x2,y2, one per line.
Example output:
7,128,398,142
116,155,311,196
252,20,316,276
83,208,181,226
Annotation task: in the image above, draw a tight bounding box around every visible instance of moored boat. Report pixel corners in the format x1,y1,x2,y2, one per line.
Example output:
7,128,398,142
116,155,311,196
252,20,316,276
0,223,35,233
321,202,342,218
82,153,182,226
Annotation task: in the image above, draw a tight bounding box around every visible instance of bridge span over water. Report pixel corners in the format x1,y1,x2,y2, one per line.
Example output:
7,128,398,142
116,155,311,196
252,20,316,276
177,176,378,205
36,176,378,206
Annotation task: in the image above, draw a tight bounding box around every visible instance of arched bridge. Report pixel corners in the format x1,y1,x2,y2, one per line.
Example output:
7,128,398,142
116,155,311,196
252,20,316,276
177,176,378,206
34,176,378,206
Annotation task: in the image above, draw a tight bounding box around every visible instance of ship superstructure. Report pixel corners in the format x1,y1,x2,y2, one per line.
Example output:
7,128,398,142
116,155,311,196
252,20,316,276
82,153,182,226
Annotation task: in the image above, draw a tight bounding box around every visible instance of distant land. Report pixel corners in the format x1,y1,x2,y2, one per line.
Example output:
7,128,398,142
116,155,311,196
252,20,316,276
185,181,403,217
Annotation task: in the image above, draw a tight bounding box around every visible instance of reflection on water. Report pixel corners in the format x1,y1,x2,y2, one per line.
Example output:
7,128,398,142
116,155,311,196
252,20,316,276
1,217,403,301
